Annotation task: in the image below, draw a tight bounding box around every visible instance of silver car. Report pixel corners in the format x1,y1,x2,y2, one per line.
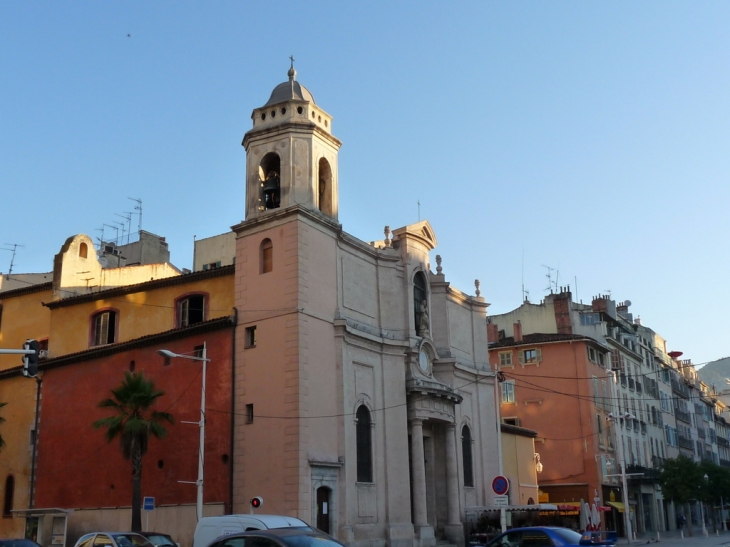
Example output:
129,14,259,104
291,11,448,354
74,533,155,547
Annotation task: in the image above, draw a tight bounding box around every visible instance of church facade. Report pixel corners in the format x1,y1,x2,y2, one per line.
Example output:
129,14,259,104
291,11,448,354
229,67,501,547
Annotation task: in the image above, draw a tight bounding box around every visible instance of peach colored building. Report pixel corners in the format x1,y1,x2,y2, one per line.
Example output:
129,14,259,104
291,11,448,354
228,67,501,547
488,326,617,529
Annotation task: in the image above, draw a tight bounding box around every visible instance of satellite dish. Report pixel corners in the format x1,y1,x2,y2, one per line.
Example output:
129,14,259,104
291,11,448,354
624,299,632,307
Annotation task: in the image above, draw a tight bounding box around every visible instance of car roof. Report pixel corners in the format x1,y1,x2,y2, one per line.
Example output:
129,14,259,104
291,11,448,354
216,529,331,540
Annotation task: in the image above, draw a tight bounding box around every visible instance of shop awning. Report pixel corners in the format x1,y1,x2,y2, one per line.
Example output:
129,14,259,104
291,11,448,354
606,501,625,513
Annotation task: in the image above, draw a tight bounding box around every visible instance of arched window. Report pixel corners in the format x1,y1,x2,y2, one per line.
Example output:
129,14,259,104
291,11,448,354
91,310,117,346
260,239,273,274
3,475,14,516
178,294,206,327
259,153,281,210
318,158,333,216
414,272,428,336
462,425,474,487
79,242,88,258
356,406,373,483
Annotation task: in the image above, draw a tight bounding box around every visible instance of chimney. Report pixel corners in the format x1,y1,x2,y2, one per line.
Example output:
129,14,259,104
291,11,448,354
514,321,523,343
487,322,499,343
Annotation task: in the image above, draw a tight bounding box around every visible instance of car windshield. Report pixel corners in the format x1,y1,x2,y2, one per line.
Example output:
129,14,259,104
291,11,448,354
552,529,582,543
278,534,343,547
143,536,174,547
111,535,154,547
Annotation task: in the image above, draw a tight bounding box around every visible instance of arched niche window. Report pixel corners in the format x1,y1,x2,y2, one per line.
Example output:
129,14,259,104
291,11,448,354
79,242,88,259
259,153,281,210
177,294,206,327
91,309,117,347
3,475,14,516
260,239,273,274
356,405,373,483
318,158,333,216
462,425,474,487
414,272,428,336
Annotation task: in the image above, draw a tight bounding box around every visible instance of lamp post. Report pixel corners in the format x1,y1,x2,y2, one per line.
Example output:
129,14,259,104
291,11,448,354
157,342,209,522
701,473,708,536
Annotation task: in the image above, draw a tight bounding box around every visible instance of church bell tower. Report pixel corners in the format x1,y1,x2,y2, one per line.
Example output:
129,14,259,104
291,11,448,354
242,62,342,221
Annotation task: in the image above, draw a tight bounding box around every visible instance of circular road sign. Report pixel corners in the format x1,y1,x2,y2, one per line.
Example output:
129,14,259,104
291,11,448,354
492,475,510,495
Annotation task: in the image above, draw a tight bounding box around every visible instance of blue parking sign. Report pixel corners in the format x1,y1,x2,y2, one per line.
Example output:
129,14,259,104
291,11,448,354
143,497,155,511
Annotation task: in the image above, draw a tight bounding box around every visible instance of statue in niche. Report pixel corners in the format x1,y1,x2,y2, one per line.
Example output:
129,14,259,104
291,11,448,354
263,171,281,210
418,299,430,338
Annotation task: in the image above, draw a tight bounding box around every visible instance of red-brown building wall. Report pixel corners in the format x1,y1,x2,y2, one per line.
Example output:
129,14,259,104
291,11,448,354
34,327,233,510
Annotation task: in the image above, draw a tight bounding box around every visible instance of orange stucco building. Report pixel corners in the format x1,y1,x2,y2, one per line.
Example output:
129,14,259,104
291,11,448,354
488,326,616,524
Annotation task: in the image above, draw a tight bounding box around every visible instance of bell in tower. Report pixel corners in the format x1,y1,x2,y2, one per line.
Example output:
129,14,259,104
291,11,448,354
242,60,342,221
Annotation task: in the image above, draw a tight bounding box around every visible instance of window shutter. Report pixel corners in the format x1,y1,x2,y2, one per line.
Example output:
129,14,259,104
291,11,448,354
535,348,542,362
518,351,524,365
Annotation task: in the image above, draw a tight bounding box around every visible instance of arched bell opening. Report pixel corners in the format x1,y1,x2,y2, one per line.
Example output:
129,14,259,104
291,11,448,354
318,158,333,216
259,153,281,210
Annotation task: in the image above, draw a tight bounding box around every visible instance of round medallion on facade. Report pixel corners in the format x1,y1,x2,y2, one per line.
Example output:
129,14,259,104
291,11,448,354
419,348,430,372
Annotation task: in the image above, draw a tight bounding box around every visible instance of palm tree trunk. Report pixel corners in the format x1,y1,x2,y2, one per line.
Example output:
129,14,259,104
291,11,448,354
131,446,143,532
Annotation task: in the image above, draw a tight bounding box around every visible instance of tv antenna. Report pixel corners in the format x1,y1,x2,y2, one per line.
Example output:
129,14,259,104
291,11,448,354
1,243,24,274
116,212,133,244
128,197,142,233
542,264,556,293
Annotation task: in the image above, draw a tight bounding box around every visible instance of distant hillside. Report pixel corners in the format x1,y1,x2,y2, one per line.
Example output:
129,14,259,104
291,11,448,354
697,357,730,392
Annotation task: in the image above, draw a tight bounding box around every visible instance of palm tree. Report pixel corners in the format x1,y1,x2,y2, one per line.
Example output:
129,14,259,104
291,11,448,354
93,371,174,532
0,401,6,450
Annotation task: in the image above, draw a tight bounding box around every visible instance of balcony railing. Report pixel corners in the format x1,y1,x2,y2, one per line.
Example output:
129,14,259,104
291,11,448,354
678,436,694,450
675,410,691,424
718,437,730,448
671,378,690,398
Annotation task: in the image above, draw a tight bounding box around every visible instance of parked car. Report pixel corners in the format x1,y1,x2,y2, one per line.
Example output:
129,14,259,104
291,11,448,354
206,528,344,547
486,527,584,546
139,533,177,547
73,532,155,547
193,515,312,547
0,540,43,547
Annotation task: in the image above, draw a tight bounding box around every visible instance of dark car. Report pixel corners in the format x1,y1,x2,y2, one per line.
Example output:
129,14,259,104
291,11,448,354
139,533,177,547
207,528,345,547
0,540,43,547
486,527,583,546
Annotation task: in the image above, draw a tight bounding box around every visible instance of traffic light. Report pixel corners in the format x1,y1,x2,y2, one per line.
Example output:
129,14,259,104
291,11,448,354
250,497,263,510
23,339,40,377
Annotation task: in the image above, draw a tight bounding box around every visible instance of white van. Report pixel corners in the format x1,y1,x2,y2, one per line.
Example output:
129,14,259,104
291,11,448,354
192,515,312,547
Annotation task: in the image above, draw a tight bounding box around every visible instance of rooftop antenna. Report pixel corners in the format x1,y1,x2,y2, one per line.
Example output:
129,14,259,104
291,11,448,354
113,220,126,246
104,223,119,246
521,248,527,302
128,197,142,233
1,243,25,274
116,212,133,244
542,264,555,294
95,226,106,252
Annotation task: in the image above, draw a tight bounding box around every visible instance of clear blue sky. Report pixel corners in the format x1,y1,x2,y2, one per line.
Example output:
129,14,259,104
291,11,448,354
1,2,728,365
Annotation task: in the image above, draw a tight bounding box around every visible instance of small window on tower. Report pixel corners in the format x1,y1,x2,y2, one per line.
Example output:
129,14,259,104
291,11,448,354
260,239,273,274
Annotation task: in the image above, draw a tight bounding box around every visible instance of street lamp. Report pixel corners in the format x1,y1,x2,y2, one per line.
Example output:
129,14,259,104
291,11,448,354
701,473,709,536
606,411,636,543
157,343,210,522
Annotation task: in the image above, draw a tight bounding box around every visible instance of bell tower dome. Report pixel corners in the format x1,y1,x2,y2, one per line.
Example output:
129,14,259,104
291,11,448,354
242,62,342,221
